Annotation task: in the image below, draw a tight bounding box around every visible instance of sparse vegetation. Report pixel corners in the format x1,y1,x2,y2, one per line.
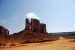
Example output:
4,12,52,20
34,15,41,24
62,36,75,39
48,36,59,41
21,36,59,44
0,43,2,46
3,43,7,46
10,44,16,46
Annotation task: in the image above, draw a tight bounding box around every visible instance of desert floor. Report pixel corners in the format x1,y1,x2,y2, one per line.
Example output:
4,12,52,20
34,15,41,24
0,37,75,50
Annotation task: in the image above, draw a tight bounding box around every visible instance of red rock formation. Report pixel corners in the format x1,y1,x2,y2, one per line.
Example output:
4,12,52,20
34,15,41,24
25,18,31,30
30,19,47,33
31,19,39,32
40,23,47,33
0,26,9,35
0,18,48,44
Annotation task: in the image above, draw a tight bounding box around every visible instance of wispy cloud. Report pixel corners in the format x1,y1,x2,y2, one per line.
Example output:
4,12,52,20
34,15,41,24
0,20,8,23
26,12,40,19
0,20,8,26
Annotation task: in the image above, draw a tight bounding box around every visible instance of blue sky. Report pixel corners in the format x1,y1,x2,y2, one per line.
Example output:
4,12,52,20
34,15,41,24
0,0,75,34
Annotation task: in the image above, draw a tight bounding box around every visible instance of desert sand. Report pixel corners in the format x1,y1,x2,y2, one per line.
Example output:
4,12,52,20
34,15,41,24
0,37,75,50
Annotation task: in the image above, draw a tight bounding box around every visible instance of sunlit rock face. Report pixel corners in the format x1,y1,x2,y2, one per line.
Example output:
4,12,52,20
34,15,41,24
0,26,9,35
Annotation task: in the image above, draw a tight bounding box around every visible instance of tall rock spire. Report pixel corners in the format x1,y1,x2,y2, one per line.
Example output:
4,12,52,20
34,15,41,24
25,18,30,30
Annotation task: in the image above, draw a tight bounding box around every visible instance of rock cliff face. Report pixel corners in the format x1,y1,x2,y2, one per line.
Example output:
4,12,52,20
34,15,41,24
25,18,47,33
0,18,49,44
0,26,9,35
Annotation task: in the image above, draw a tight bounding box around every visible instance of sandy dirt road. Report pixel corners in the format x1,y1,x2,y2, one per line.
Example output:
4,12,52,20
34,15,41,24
0,37,75,50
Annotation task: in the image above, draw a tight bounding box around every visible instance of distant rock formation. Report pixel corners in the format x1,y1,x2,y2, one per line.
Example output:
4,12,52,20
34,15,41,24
49,32,75,36
0,26,9,35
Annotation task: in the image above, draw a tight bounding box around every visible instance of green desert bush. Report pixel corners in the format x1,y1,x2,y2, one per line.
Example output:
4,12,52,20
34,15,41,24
48,36,59,41
63,36,75,39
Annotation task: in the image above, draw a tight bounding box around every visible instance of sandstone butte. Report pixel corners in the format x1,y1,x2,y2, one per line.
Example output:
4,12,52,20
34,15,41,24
0,18,50,45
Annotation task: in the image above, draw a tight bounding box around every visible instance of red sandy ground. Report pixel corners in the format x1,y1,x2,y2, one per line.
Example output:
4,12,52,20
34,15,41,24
0,37,75,50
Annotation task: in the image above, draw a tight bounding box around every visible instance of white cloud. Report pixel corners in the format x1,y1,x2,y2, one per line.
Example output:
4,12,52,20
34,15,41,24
26,12,40,19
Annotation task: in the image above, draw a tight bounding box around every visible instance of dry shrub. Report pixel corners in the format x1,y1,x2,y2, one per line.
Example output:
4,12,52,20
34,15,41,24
10,44,16,46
